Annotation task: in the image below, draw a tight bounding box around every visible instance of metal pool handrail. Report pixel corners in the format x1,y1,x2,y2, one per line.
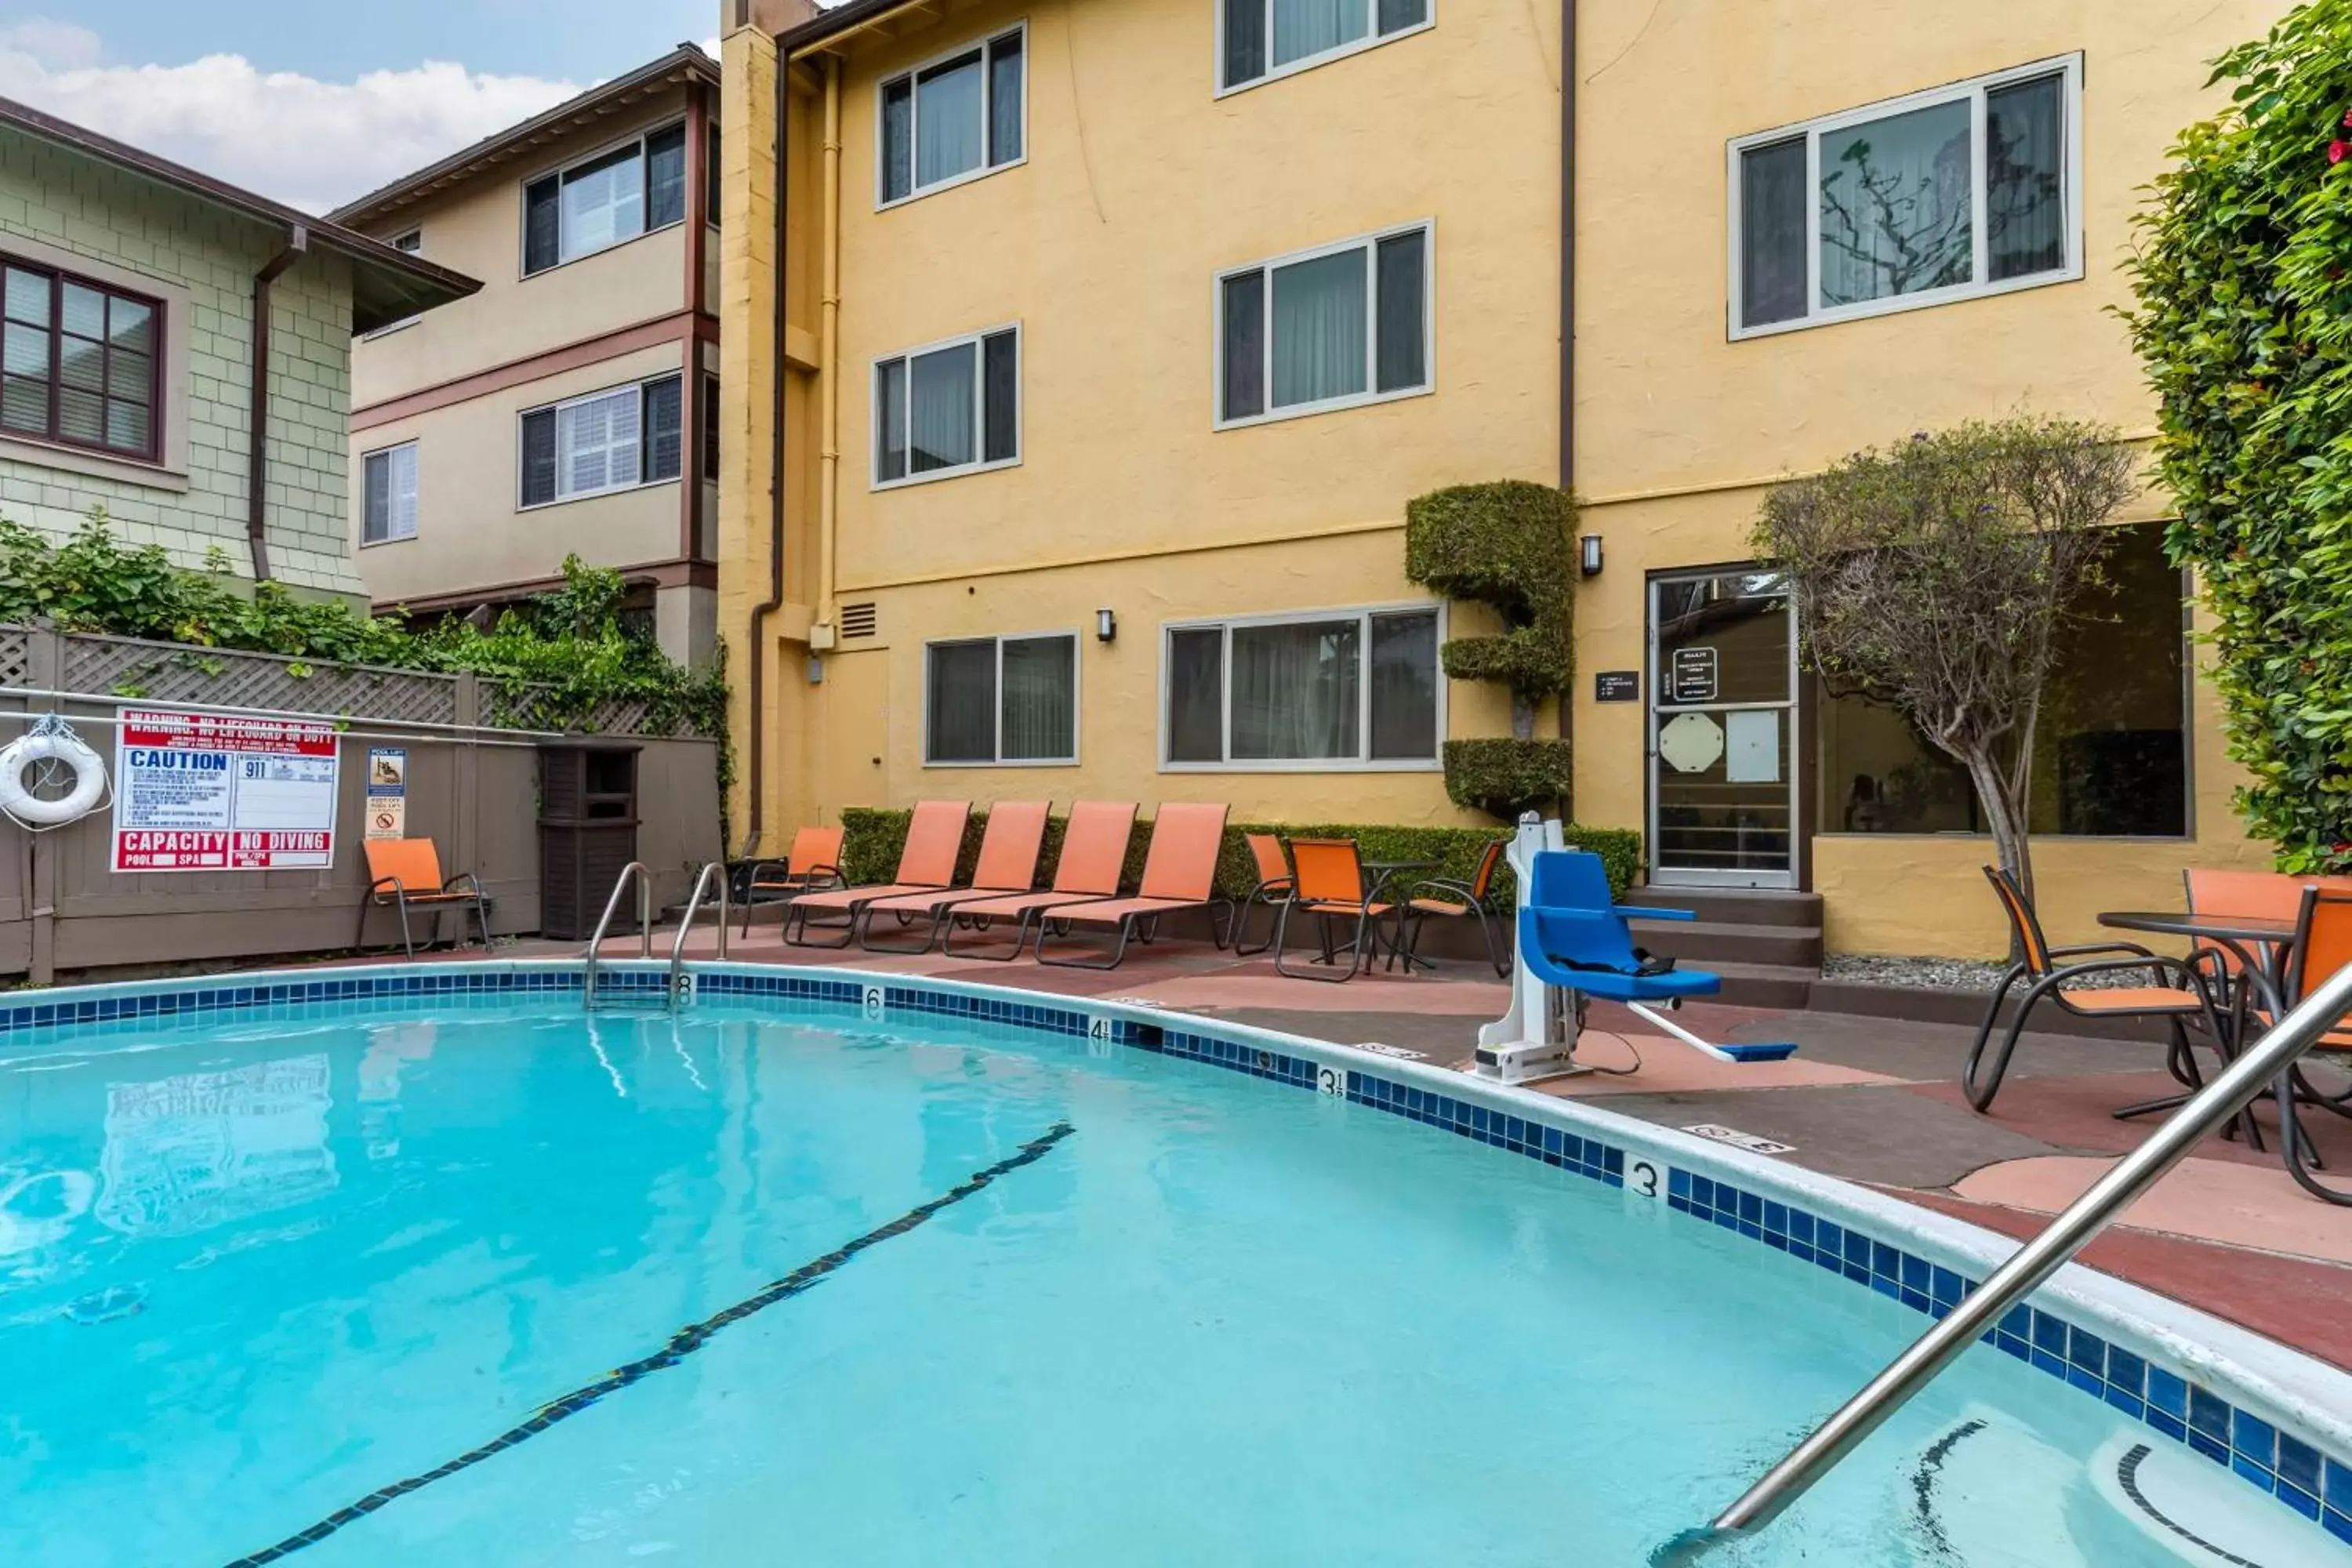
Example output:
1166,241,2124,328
668,862,729,1006
582,861,652,1010
1653,951,2352,1566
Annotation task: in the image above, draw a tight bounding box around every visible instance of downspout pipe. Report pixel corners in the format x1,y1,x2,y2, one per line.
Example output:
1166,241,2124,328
248,224,308,583
746,48,790,856
1558,0,1577,748
814,56,842,647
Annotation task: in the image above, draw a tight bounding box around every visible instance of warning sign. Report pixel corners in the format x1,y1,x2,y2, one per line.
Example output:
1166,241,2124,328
365,747,407,841
111,708,340,873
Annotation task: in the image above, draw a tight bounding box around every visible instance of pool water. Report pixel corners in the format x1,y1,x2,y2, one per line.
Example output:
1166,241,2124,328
0,997,2296,1564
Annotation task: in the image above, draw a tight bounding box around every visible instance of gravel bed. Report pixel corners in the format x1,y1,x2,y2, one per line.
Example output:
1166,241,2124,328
1823,952,2171,993
1822,953,2011,992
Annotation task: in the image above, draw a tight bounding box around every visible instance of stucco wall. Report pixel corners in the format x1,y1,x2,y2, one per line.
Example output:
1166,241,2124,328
348,94,695,408
354,339,689,603
1562,0,2289,958
0,131,364,597
727,0,1563,840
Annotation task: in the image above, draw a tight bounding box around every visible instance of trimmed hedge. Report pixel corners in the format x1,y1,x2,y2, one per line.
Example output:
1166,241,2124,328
1403,481,1577,702
837,806,1642,911
1440,737,1574,819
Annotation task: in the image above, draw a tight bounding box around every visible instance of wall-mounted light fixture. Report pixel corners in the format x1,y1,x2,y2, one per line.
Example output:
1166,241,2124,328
1096,608,1117,643
1579,534,1604,578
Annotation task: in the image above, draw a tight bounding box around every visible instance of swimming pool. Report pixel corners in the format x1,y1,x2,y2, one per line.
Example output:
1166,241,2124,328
2,961,2348,1566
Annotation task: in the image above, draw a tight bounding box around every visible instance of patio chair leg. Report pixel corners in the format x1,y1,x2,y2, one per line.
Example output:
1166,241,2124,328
394,891,417,962
354,897,372,958
1963,969,2049,1112
1274,900,1355,984
1036,914,1137,970
2281,1073,2352,1205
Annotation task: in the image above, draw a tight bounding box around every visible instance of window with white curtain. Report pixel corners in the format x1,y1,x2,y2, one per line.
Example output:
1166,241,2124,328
361,441,418,545
1163,605,1441,769
1220,0,1430,93
925,632,1078,765
1730,54,2080,337
519,374,683,507
874,323,1020,487
879,26,1026,208
1218,223,1430,427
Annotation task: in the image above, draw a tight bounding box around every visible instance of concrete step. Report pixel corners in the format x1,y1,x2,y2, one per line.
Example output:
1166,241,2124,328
1619,886,1824,929
1627,916,1823,971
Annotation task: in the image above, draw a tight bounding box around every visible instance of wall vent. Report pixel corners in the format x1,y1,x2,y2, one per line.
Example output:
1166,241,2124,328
840,601,879,639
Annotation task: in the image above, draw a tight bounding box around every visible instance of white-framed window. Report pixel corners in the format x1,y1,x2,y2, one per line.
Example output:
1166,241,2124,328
1728,53,2082,339
522,122,688,275
519,374,682,508
1161,604,1442,770
362,441,418,545
924,631,1079,765
1218,0,1432,95
873,322,1020,488
878,24,1026,209
1217,222,1432,428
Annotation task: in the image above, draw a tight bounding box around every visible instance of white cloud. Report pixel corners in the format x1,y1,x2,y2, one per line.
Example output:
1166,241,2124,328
0,21,586,215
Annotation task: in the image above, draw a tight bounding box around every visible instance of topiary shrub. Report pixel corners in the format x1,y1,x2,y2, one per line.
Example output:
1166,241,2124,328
2125,5,2352,872
1439,737,1576,821
1404,480,1577,820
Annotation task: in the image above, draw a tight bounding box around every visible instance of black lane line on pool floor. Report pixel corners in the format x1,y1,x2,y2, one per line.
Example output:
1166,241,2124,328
220,1120,1077,1567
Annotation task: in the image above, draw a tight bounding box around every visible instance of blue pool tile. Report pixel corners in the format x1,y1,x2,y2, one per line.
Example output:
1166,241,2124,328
2031,1312,2069,1361
2068,1327,2107,1377
2330,1508,2352,1548
1931,1268,1964,1308
2104,1388,2145,1421
1762,1201,1788,1236
2234,1454,2278,1492
2190,1387,2232,1443
2106,1348,2147,1399
2282,1484,2322,1522
2327,1457,2352,1517
1669,1168,1691,1200
2151,1410,2187,1443
1788,1210,1815,1247
2235,1411,2278,1472
2190,1431,2230,1466
2279,1436,2323,1497
2148,1367,2188,1419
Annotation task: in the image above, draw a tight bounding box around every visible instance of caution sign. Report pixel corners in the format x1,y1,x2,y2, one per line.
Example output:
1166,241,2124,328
112,708,339,872
365,747,408,841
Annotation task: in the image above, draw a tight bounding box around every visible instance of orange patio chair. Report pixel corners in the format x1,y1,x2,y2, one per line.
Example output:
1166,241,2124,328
356,837,491,960
859,802,1052,953
737,826,846,938
1271,837,1396,982
2248,886,2352,1205
1228,832,1294,957
784,800,970,948
1962,866,2221,1115
1034,803,1232,969
1399,837,1511,977
941,800,1138,960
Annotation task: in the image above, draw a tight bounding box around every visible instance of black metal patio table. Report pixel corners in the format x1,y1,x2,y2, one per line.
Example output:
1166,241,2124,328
2099,907,2351,1200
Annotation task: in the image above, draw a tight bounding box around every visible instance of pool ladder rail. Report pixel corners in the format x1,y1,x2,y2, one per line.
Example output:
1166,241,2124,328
1652,948,2352,1564
582,860,729,1012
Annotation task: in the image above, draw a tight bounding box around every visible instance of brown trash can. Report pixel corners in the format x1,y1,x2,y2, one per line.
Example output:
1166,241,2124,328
538,740,641,940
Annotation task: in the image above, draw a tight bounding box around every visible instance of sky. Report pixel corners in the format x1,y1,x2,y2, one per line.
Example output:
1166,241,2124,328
0,2,735,214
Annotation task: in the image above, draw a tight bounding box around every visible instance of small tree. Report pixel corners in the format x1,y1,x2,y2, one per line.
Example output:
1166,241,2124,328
1405,481,1576,819
1751,416,2139,903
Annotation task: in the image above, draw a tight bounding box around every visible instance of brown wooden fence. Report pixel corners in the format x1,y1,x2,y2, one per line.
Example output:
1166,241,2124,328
0,623,720,984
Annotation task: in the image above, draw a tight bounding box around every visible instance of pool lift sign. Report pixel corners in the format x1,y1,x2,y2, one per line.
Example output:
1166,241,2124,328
111,707,339,872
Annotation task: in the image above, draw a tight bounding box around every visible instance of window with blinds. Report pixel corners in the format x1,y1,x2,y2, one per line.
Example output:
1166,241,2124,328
519,374,683,507
362,441,418,544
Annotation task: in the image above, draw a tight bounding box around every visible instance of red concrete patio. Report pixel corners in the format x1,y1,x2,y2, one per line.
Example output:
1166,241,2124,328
501,923,2352,1369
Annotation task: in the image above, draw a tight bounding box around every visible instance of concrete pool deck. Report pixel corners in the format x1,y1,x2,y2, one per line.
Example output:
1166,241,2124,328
481,927,2352,1370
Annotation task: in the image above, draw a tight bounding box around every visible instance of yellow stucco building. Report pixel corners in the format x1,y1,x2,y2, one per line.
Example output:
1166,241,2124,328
717,0,2288,960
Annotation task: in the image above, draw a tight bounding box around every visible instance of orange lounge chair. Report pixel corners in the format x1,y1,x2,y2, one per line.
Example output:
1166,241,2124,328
858,801,1051,954
784,800,970,948
738,826,847,938
939,800,1138,960
1034,802,1232,970
356,837,491,959
2257,887,2352,1205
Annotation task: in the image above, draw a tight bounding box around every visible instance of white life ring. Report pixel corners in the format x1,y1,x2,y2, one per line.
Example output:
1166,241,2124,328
0,728,107,826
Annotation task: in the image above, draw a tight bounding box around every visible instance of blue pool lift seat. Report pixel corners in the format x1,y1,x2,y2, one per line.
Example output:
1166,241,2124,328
1513,851,1797,1062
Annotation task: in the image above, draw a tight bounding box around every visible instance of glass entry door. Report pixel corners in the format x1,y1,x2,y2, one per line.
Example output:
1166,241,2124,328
1647,571,1798,888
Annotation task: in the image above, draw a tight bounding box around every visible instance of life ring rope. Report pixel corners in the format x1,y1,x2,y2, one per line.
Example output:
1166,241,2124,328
0,714,109,831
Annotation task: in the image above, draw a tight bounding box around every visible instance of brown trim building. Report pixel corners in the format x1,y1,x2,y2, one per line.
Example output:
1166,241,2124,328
336,45,724,663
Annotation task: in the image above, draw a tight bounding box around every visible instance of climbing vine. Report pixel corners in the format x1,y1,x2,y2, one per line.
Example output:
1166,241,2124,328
2124,0,2352,870
1403,479,1576,818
